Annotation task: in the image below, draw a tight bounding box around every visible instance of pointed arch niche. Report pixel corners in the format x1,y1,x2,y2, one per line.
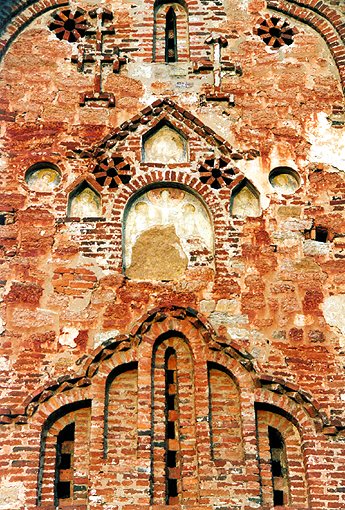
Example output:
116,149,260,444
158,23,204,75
153,1,189,63
68,181,102,218
230,179,261,217
123,184,214,280
142,121,188,164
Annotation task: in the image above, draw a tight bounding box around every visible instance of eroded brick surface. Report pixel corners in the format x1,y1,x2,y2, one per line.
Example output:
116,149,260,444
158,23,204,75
0,0,345,508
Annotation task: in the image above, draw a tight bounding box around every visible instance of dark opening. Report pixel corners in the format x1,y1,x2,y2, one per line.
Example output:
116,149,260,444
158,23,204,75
167,421,175,439
167,450,177,467
269,27,282,38
0,215,6,225
167,478,178,497
55,423,75,504
165,348,180,504
165,7,177,62
269,427,283,449
315,226,328,243
57,481,71,499
59,453,71,470
167,394,175,410
64,19,76,32
272,460,283,477
273,490,284,506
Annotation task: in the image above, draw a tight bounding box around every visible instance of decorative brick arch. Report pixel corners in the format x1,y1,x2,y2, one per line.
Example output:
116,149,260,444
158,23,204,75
0,0,69,59
266,0,345,93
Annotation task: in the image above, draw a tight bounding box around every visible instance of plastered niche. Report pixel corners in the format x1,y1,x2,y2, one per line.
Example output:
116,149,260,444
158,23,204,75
124,186,213,280
143,124,188,164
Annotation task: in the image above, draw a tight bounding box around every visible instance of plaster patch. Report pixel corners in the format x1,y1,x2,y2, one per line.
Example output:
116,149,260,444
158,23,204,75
303,239,330,256
94,329,120,349
307,112,345,171
0,481,26,509
294,314,314,327
322,295,345,336
0,356,10,371
58,326,79,348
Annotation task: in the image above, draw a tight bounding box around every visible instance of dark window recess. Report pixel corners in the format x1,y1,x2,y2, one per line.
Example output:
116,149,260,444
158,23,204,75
315,226,328,243
165,7,177,62
273,490,284,506
268,426,289,507
55,423,75,504
165,348,180,504
57,481,71,500
0,215,6,225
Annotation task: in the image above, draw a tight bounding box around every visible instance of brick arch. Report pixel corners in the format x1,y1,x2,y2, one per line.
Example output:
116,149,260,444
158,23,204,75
255,387,321,435
37,399,92,506
266,0,345,93
0,0,69,59
110,171,238,277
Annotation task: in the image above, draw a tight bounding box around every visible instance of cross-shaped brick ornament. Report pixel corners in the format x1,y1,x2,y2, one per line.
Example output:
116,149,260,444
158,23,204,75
71,8,127,107
193,34,242,106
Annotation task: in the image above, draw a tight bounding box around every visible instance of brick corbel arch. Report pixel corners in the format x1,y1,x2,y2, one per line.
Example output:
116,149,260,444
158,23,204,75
266,0,345,93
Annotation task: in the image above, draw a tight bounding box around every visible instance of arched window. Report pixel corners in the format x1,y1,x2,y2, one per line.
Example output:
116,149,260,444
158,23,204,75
151,334,197,505
256,407,309,508
55,423,75,504
37,402,91,507
165,7,177,62
153,1,189,63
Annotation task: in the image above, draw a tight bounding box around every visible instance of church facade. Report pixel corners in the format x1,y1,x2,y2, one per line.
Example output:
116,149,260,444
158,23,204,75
0,0,345,508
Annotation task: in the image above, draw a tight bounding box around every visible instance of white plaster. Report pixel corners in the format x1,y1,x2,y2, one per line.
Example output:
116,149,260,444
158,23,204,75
58,326,79,348
0,481,26,510
307,112,345,171
0,316,4,335
94,329,120,349
303,239,330,256
294,314,314,327
0,356,10,371
322,295,345,336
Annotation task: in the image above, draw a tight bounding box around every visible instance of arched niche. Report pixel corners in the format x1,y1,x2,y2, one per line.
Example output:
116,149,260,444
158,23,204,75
269,166,301,194
230,179,261,217
123,184,214,280
68,181,101,218
25,162,61,191
153,0,189,63
142,122,188,164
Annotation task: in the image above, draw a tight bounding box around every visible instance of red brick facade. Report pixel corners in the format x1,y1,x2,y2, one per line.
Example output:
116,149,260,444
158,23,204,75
0,0,345,508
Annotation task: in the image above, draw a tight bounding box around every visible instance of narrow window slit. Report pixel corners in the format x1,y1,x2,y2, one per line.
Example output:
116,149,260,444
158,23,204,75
55,422,75,504
268,426,290,507
165,348,180,504
165,7,177,62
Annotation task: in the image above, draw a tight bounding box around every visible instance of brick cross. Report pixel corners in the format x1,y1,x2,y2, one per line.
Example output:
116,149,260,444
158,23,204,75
193,34,242,105
71,8,127,107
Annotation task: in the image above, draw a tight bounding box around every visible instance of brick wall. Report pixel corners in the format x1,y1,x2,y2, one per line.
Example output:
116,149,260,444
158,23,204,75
0,0,345,508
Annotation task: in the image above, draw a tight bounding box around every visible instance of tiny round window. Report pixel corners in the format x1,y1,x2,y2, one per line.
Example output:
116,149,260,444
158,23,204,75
25,163,61,192
269,167,300,194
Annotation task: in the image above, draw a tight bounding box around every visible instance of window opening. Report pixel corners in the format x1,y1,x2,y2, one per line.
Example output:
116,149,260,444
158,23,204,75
165,348,180,504
268,426,289,507
55,423,75,505
165,7,177,62
315,226,328,243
